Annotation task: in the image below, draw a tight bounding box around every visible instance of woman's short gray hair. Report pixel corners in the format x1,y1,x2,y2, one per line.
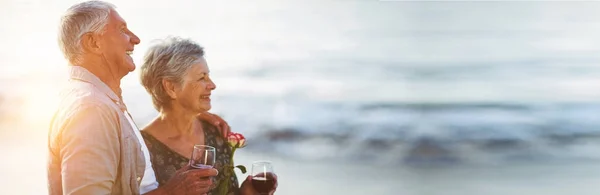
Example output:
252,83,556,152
140,37,206,111
58,0,115,64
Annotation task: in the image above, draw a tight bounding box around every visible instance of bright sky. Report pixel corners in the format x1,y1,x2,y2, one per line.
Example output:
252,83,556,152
4,0,600,125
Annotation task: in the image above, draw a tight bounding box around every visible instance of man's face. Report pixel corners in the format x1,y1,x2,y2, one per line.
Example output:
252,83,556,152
97,10,140,76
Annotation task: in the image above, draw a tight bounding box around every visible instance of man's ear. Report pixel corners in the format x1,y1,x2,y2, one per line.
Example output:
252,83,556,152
80,32,103,55
163,79,178,99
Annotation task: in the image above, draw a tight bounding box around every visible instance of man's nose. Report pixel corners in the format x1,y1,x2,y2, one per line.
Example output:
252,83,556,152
130,32,141,45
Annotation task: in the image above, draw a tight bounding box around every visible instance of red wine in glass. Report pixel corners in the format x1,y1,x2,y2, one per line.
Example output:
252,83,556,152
251,161,276,194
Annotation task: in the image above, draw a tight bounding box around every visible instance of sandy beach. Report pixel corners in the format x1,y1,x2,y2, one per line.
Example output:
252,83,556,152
233,150,600,195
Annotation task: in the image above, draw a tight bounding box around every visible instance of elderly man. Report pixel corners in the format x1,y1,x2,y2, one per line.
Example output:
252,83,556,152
48,1,230,194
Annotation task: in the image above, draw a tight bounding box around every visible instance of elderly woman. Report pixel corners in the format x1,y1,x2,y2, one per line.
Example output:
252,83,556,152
138,37,269,195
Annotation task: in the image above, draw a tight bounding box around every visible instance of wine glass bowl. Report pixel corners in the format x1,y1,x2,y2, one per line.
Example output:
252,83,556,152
190,145,216,169
251,161,276,194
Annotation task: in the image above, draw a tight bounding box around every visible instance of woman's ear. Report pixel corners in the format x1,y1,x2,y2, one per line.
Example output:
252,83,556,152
80,32,103,55
163,79,178,99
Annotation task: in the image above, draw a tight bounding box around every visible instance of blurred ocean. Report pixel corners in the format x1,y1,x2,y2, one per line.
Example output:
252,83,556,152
120,1,600,166
2,1,600,194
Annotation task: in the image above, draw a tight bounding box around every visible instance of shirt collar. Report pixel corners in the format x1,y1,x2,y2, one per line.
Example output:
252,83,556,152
68,66,123,105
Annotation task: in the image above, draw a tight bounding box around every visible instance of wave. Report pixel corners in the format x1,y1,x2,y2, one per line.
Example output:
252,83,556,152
214,99,600,165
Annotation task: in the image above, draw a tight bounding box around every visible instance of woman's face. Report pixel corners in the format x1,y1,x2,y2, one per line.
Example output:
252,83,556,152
172,57,216,113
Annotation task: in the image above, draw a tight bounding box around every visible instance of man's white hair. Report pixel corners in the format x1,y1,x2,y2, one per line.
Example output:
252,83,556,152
58,0,116,64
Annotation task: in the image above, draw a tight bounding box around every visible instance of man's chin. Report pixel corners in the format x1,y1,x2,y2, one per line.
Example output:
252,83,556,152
117,64,136,78
128,66,136,72
125,63,136,72
124,56,136,72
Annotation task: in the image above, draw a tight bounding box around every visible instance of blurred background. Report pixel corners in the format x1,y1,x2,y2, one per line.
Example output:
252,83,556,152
1,0,600,194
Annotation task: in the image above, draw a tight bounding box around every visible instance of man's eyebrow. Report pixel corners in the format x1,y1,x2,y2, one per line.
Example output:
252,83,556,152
117,20,127,28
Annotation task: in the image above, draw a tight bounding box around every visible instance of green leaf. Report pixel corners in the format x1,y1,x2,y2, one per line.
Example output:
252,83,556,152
235,165,247,174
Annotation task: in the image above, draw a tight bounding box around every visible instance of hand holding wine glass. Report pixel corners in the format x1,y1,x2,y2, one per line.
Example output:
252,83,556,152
160,154,218,195
185,144,218,194
241,161,278,195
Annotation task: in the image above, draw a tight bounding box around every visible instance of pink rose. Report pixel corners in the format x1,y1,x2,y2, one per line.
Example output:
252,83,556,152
227,132,246,148
217,132,248,194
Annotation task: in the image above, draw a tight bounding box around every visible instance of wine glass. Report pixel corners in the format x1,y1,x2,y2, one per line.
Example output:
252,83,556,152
251,161,276,195
190,145,216,169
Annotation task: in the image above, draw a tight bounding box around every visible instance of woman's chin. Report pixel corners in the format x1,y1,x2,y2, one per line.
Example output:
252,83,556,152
199,104,212,112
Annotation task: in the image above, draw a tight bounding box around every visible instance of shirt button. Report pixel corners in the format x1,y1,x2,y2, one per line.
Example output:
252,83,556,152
137,177,141,182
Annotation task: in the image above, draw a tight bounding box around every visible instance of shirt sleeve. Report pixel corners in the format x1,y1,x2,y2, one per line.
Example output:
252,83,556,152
59,103,121,195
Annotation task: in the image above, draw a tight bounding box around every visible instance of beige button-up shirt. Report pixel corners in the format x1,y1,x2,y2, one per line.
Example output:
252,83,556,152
48,66,146,195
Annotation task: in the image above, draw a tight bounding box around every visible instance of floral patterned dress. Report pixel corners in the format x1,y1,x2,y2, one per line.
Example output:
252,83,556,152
141,120,240,195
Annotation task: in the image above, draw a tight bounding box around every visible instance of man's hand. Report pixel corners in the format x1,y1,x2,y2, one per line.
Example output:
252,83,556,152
197,112,231,137
240,174,279,195
158,164,219,195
